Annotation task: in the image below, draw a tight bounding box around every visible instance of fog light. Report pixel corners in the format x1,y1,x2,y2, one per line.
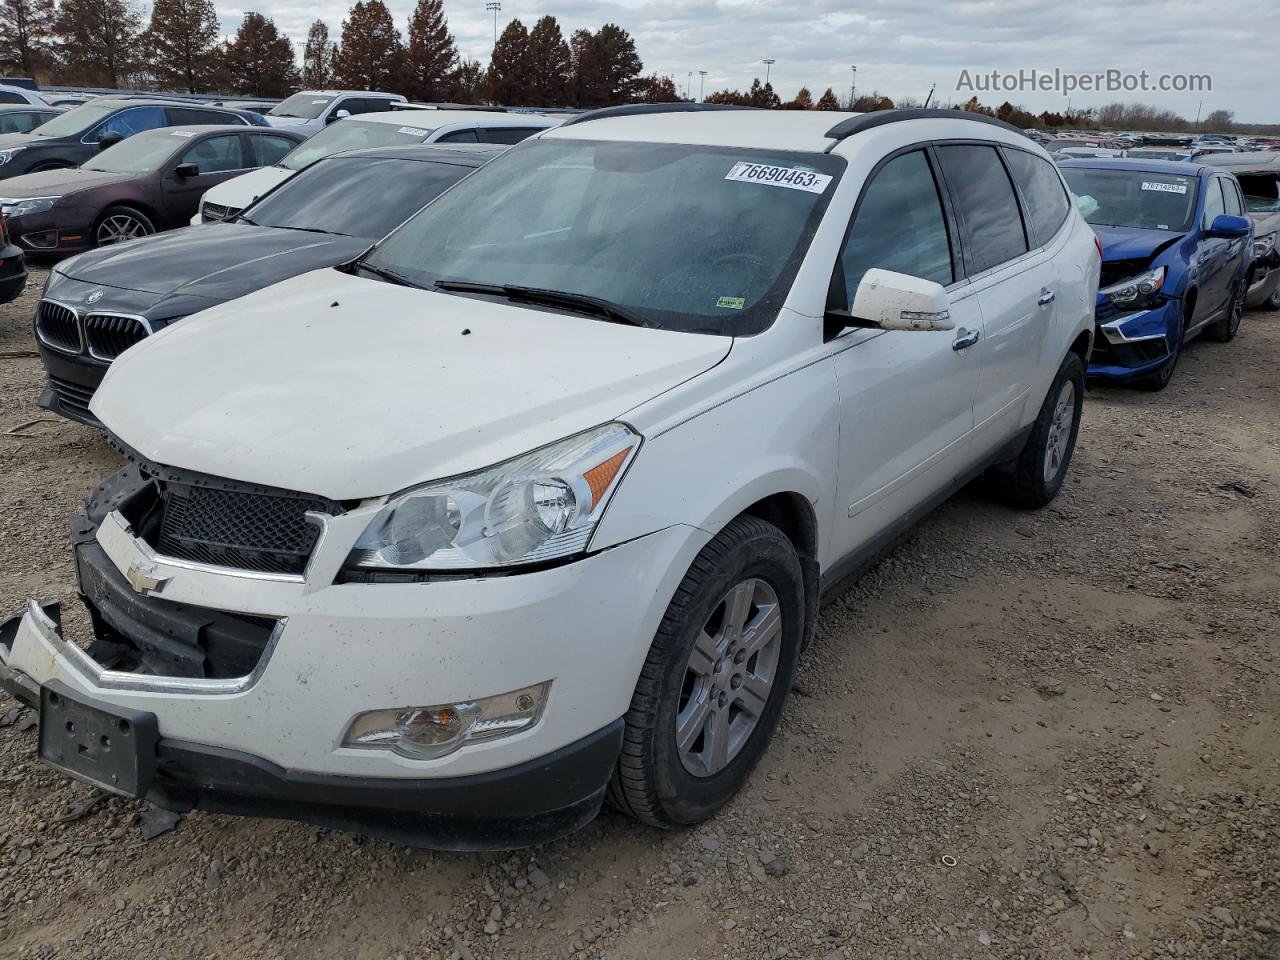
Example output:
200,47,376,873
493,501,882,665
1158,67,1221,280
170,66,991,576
342,681,551,760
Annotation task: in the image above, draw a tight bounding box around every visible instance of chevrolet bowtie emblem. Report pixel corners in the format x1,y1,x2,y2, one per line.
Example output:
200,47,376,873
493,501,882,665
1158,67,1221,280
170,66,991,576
126,560,169,595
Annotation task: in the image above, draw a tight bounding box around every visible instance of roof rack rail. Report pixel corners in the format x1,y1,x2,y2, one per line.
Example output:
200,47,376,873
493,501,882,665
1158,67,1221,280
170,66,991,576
560,102,754,127
825,108,1026,145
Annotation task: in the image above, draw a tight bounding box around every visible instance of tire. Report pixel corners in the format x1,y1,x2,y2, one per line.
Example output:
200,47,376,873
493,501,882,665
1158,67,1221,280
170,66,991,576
998,351,1085,509
1139,309,1185,391
94,206,154,247
607,515,805,828
1207,280,1245,342
1263,285,1280,312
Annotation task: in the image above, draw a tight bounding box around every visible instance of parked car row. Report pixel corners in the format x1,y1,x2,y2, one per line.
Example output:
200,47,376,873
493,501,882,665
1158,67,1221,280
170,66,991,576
0,104,1252,851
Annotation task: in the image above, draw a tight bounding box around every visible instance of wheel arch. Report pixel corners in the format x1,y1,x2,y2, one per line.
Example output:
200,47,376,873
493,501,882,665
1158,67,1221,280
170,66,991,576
94,201,159,235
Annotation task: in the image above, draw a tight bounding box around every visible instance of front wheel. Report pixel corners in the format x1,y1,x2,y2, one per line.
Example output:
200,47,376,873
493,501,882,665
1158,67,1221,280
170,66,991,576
1263,284,1280,312
998,351,1085,509
1207,281,1245,342
95,206,154,247
607,515,804,828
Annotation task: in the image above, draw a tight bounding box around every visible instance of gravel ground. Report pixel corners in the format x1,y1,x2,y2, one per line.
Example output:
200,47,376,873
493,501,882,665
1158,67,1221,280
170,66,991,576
0,265,1276,960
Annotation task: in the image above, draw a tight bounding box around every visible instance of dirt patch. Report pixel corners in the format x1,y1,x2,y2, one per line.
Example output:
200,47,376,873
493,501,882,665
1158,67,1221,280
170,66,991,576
1,266,1276,960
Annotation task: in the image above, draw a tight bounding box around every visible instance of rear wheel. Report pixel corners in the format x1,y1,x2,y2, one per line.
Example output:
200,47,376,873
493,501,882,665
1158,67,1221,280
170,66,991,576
1207,281,1245,342
998,351,1085,509
607,515,804,827
95,206,154,247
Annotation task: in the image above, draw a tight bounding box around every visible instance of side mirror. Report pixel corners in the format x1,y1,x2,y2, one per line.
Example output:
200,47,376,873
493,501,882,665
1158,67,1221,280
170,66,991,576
97,131,124,151
174,162,198,178
327,109,350,124
1208,213,1251,239
829,268,954,333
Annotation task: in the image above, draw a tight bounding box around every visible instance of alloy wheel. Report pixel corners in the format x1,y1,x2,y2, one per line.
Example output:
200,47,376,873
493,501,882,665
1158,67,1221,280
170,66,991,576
676,578,783,778
1043,379,1076,484
96,214,150,246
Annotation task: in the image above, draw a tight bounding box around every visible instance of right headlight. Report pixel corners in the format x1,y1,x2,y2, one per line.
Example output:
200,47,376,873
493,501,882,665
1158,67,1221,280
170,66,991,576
1101,265,1166,309
346,422,640,572
0,147,24,165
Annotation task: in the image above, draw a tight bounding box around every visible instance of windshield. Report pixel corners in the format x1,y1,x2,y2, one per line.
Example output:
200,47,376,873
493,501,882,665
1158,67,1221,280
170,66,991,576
31,101,118,137
82,129,184,173
362,139,843,336
245,156,475,239
1062,168,1199,232
267,93,335,120
280,118,437,171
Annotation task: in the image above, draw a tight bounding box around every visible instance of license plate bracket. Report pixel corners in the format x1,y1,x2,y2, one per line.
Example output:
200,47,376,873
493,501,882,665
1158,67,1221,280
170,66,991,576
38,681,158,797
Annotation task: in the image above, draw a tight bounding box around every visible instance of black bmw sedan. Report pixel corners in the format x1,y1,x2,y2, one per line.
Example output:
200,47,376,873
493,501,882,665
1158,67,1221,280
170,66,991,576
34,142,504,426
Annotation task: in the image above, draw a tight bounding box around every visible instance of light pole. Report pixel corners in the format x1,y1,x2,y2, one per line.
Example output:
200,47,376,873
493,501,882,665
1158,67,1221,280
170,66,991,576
687,71,692,101
699,70,707,102
485,1,501,46
763,58,775,86
849,64,857,109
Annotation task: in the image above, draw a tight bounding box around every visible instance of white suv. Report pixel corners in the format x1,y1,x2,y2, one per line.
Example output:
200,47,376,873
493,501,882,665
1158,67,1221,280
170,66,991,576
1,106,1098,848
195,109,559,223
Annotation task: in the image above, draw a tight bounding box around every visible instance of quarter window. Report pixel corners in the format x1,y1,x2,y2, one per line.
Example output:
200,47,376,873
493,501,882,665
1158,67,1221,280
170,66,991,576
837,149,953,304
936,144,1029,275
1221,178,1244,217
1003,149,1071,247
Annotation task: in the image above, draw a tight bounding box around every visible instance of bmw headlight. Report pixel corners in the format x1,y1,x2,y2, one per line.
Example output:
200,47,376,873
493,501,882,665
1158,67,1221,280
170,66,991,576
1,196,57,218
0,147,24,165
1254,232,1276,261
1101,265,1166,309
346,422,640,572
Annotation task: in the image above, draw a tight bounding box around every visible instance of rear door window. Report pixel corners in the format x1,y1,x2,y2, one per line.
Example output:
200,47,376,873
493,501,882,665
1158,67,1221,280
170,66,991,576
167,106,244,127
477,126,543,145
435,128,479,143
936,144,1029,275
0,91,26,104
1002,148,1071,247
247,133,298,166
837,149,954,302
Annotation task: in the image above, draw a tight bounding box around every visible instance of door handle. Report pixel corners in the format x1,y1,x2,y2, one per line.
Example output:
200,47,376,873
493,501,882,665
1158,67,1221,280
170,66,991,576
1038,290,1056,306
952,329,980,351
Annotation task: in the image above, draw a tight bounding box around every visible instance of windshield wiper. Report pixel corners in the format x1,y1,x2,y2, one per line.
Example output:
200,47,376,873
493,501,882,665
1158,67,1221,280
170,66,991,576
433,280,649,328
356,262,421,288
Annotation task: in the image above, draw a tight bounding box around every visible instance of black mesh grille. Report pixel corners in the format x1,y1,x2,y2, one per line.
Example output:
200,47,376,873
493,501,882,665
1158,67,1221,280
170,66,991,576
48,375,95,416
85,313,148,360
36,301,81,353
157,482,340,574
201,202,239,222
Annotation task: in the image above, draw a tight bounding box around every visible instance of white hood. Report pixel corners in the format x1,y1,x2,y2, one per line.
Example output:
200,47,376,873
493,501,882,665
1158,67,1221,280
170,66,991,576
92,270,731,500
200,165,294,213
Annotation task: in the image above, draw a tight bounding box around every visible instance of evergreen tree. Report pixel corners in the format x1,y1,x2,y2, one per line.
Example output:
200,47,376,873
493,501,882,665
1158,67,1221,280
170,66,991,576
0,0,57,77
146,0,220,93
569,23,640,107
449,56,484,103
402,0,456,101
782,86,813,110
630,73,679,103
525,15,569,107
52,0,143,86
301,20,334,88
332,0,402,90
747,78,780,108
223,12,298,97
814,87,840,111
485,18,528,106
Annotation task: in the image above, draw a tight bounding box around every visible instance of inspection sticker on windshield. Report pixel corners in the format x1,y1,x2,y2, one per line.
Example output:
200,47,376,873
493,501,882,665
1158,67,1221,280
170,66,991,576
398,126,429,137
1142,181,1187,194
725,161,832,194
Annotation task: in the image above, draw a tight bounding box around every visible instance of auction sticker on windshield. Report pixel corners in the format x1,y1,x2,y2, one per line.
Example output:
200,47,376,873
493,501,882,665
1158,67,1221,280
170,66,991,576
725,161,832,194
398,127,429,137
1142,181,1188,194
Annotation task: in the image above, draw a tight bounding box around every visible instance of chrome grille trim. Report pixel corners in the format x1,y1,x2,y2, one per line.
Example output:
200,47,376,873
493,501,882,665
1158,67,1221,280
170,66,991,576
34,298,83,355
84,311,152,361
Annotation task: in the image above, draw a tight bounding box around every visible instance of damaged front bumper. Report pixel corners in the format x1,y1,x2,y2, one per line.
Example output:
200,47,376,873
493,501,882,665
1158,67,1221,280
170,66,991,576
0,467,703,848
1087,299,1179,381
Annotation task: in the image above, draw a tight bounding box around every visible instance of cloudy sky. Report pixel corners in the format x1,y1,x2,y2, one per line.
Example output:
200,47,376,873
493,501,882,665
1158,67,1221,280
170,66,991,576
218,0,1274,123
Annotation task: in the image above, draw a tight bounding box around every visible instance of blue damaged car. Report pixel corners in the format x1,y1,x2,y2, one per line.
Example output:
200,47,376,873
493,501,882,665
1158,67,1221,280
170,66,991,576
1059,158,1253,390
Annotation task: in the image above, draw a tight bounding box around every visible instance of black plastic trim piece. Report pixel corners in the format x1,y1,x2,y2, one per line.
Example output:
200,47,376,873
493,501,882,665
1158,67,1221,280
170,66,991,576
559,102,755,127
825,108,1027,145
